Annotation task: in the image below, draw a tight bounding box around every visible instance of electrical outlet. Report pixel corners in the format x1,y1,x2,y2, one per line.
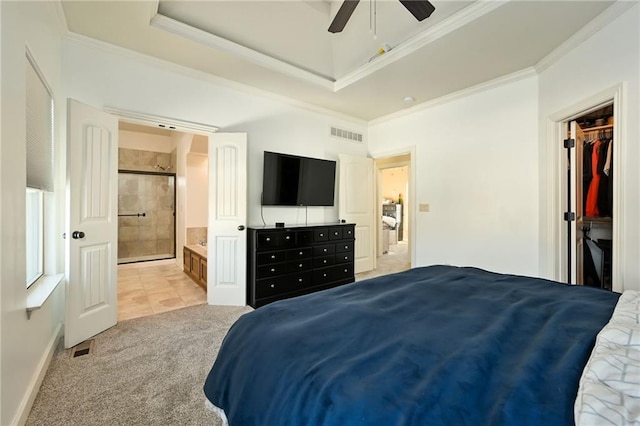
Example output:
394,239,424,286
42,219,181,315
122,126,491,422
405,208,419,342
419,203,430,212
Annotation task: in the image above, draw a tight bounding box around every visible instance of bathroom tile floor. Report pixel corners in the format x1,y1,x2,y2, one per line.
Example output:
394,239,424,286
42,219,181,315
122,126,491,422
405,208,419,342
117,259,207,321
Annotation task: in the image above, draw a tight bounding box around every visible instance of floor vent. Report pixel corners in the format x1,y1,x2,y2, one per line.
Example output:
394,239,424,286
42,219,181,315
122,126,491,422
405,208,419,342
330,126,363,143
71,339,95,358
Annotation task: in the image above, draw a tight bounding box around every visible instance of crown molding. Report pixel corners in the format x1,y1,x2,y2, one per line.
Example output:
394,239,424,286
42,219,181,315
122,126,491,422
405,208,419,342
535,0,636,74
369,67,538,125
150,13,336,90
334,0,507,91
62,33,367,125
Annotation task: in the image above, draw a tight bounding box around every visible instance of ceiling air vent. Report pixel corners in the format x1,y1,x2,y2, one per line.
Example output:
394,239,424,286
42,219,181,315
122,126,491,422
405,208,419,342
330,126,363,143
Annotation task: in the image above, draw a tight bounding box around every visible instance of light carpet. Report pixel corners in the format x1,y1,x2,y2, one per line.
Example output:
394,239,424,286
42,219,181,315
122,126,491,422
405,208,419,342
26,304,252,426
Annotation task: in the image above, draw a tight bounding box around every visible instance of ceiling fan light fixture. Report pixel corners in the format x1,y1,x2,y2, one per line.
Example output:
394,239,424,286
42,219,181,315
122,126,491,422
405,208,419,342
328,0,435,33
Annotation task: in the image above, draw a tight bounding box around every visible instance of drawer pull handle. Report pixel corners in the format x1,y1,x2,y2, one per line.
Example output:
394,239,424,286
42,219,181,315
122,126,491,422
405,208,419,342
319,233,324,237
270,268,275,272
286,236,291,240
344,246,348,249
298,278,303,282
266,237,271,241
323,260,327,264
344,269,348,273
334,232,338,235
271,255,276,259
344,256,348,260
298,264,303,268
323,273,327,277
299,251,303,255
270,284,275,288
323,248,327,252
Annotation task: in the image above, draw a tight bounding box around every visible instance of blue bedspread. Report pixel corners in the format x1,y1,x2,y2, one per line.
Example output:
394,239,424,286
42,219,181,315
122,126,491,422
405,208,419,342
204,265,619,425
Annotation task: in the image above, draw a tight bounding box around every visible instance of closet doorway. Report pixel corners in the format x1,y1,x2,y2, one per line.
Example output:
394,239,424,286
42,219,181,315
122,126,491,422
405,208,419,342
563,102,615,291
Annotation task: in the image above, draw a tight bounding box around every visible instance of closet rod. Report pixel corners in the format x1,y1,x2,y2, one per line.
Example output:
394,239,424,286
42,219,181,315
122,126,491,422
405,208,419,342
582,124,613,132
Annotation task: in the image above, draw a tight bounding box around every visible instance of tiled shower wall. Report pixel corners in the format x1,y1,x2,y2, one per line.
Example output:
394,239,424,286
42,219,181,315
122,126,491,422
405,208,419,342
118,147,177,263
119,147,176,172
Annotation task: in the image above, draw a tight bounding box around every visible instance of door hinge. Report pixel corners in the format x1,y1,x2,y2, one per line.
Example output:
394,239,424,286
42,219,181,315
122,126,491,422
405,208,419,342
564,212,576,222
563,138,575,148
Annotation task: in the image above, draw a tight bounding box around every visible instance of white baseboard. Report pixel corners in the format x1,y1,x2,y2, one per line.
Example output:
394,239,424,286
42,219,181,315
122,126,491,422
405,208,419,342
12,321,63,426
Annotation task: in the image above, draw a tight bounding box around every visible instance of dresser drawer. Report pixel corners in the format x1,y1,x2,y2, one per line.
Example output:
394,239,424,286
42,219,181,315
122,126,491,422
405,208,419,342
313,244,335,256
313,228,329,242
335,242,353,253
313,268,334,284
286,247,312,261
255,277,296,299
288,259,312,273
343,226,354,239
289,272,313,290
256,231,295,250
328,226,343,240
257,263,287,278
313,255,335,268
297,230,314,245
333,264,354,280
335,251,353,264
257,251,286,265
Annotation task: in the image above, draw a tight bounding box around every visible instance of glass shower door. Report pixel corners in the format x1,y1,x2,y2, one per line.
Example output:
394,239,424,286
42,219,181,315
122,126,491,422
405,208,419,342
118,172,176,264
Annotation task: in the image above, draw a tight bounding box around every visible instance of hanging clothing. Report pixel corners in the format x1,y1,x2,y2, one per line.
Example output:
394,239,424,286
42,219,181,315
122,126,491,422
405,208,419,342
583,142,593,212
597,140,611,217
585,140,602,217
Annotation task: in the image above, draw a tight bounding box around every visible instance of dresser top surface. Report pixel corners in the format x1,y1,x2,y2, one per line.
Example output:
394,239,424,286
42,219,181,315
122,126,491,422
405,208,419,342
249,223,355,231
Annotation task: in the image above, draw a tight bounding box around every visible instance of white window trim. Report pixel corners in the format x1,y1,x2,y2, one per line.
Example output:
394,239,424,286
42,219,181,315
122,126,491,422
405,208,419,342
26,274,64,319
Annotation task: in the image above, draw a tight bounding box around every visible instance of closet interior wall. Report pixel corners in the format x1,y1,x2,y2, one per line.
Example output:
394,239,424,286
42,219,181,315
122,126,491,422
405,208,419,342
570,104,614,290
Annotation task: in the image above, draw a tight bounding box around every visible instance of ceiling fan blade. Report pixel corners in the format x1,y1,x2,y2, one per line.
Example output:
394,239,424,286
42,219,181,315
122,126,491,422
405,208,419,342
399,0,435,21
328,0,360,33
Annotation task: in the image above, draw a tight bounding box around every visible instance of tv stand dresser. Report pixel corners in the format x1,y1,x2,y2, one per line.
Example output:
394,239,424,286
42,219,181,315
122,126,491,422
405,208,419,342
247,223,355,308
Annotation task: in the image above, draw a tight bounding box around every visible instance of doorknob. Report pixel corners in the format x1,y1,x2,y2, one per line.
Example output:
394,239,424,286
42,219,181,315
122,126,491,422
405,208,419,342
237,225,245,231
72,231,85,239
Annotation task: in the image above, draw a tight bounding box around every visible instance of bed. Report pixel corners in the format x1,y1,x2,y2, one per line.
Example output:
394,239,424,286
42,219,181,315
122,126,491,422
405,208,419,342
203,265,639,425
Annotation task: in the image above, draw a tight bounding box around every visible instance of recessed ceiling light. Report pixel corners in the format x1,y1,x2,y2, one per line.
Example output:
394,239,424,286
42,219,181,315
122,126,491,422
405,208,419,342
403,96,415,104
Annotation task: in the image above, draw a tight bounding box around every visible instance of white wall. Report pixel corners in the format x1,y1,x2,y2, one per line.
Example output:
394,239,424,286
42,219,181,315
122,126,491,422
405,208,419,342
174,132,193,268
118,129,175,153
369,76,540,277
186,153,208,228
538,4,640,291
62,36,369,229
0,2,67,425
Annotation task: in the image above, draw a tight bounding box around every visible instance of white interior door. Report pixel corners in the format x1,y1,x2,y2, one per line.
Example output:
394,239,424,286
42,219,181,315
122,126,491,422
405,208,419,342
338,154,375,273
65,99,118,348
207,133,247,306
567,121,586,285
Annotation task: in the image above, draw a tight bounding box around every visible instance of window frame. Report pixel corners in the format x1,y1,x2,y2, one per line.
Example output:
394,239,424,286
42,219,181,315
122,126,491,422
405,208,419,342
26,187,45,287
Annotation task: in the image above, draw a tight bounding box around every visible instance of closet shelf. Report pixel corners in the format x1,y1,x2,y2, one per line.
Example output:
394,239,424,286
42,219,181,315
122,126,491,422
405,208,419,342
579,216,612,225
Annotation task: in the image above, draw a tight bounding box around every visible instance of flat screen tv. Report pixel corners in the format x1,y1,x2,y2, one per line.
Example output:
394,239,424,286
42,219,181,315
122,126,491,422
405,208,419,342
262,151,336,206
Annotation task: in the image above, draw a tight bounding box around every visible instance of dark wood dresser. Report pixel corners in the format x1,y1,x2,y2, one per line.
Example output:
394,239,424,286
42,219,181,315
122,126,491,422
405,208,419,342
247,223,355,308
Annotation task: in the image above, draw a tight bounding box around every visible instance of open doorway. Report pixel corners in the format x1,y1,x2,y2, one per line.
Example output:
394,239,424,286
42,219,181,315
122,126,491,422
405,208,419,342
116,121,208,321
544,84,623,292
356,153,412,280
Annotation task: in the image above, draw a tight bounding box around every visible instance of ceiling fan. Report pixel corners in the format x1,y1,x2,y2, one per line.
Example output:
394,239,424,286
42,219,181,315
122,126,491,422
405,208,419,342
328,0,436,33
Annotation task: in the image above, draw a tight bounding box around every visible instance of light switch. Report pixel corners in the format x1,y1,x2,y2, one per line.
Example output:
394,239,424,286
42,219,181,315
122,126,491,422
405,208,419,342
419,203,430,212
